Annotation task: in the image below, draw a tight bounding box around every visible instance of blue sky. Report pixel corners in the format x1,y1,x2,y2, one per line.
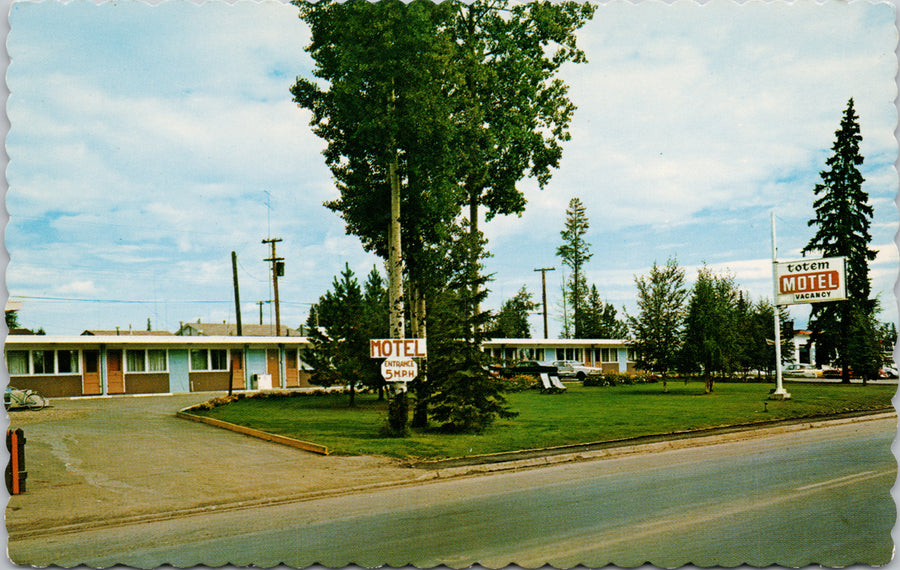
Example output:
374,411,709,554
3,0,898,337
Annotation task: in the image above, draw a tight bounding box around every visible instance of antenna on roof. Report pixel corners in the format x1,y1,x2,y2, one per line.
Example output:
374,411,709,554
263,190,272,239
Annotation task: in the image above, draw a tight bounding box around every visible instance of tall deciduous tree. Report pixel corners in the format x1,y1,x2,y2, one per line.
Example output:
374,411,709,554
802,98,878,383
680,266,740,393
628,258,688,391
293,0,463,430
449,0,595,232
556,197,592,337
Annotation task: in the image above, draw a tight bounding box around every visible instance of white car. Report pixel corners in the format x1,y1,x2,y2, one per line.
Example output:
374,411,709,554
552,360,601,381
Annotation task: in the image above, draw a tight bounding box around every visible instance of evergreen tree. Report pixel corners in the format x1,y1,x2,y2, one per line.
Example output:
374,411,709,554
627,258,688,391
427,226,517,433
556,197,592,337
490,286,537,338
582,285,628,339
303,264,369,406
802,98,877,383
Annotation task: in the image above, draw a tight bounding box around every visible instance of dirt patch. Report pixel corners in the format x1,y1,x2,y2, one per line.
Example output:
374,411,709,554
7,407,88,426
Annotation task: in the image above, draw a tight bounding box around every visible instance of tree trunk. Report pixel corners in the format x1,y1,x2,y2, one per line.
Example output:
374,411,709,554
409,279,429,428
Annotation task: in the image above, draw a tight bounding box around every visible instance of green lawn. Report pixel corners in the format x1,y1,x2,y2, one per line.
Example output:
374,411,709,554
190,381,895,460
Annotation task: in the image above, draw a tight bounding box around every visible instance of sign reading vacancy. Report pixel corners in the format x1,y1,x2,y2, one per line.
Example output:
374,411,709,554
775,257,846,305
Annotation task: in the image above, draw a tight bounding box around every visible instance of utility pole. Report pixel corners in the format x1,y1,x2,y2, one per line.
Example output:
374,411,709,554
257,301,265,325
231,252,243,336
262,237,284,336
534,267,555,339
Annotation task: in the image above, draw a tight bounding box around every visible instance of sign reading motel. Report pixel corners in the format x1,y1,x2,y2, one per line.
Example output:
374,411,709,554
775,256,847,305
369,338,427,359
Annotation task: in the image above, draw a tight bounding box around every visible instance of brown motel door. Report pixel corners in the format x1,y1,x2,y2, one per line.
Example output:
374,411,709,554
230,350,244,389
82,350,102,395
106,350,125,394
266,349,281,388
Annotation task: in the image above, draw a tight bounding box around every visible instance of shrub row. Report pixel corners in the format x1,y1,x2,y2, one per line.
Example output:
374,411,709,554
187,388,348,412
582,372,659,387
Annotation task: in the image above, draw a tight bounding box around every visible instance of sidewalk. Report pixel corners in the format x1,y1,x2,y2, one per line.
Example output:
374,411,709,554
5,392,896,541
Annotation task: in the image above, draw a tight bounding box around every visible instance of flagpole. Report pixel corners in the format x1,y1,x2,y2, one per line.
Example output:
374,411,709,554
771,211,790,400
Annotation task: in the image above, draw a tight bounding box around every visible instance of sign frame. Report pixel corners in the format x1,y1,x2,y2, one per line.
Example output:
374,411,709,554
774,256,847,306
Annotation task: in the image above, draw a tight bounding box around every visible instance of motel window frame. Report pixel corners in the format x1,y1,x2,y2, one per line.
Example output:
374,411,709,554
7,349,81,376
189,348,229,372
126,349,169,373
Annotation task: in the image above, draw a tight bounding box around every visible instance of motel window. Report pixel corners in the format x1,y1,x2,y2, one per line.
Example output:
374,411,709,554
32,350,55,374
7,351,28,375
127,350,147,372
627,348,637,362
555,348,581,361
14,350,80,375
57,350,79,374
210,349,228,370
190,349,228,371
599,348,618,363
190,349,209,371
148,350,167,372
126,349,168,373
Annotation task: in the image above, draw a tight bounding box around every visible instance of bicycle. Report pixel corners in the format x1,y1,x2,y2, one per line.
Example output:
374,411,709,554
4,387,47,411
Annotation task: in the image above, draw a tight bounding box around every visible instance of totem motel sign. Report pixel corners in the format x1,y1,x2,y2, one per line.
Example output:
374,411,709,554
370,339,427,386
770,212,846,400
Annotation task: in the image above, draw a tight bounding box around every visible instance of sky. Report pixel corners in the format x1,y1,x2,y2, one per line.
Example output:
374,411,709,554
3,0,898,338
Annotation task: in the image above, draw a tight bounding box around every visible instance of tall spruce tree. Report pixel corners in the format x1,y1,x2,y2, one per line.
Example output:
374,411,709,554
802,98,877,383
556,197,592,337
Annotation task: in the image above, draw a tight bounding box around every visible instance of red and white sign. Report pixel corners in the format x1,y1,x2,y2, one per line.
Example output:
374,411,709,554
381,357,418,382
369,338,427,359
775,257,846,305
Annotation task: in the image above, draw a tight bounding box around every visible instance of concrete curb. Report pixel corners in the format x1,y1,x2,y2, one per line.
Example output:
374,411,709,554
176,406,330,455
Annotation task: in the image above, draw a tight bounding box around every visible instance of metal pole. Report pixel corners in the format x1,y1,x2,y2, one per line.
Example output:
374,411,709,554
771,212,790,400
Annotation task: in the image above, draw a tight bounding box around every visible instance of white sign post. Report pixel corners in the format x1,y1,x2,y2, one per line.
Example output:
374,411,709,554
770,213,847,400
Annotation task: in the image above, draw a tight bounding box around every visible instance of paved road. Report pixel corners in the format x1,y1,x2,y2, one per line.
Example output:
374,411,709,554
9,412,895,567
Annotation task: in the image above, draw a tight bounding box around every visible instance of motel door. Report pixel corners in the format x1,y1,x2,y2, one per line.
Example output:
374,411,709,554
230,350,245,390
82,350,102,395
106,350,125,394
266,349,281,389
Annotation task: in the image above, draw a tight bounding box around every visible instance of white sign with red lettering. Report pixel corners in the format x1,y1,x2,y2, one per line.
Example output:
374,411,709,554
381,357,418,382
369,338,427,359
775,256,846,305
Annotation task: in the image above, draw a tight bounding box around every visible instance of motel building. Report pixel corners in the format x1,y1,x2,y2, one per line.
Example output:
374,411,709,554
4,332,815,399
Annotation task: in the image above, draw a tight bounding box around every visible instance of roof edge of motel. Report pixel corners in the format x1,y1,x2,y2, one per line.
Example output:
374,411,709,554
4,335,313,345
6,335,632,346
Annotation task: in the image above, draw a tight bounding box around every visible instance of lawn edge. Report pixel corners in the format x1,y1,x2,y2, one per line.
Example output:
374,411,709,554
176,407,331,455
410,407,896,469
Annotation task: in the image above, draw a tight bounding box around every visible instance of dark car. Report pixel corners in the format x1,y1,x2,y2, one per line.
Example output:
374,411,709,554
502,360,558,378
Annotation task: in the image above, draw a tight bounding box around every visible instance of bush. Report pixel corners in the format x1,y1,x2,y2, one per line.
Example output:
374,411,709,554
582,371,658,387
502,374,540,392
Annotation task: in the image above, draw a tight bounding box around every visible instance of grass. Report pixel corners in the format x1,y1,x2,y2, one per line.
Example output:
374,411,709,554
189,381,895,460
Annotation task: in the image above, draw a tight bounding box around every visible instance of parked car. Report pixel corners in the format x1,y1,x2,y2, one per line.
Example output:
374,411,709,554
783,363,823,378
551,360,601,381
880,366,898,379
501,360,558,378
